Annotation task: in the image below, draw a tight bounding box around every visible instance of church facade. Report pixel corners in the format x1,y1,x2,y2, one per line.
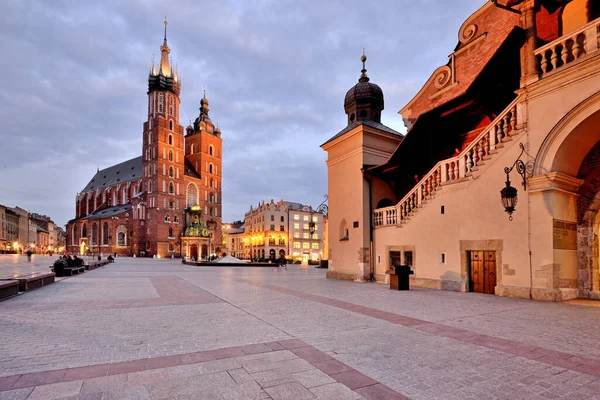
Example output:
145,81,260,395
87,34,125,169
67,22,223,259
323,0,600,301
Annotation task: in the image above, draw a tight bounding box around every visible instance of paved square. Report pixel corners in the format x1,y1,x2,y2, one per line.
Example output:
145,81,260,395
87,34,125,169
0,258,599,399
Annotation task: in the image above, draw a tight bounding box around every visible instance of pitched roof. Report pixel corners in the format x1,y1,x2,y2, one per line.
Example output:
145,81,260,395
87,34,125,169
184,158,201,179
68,204,132,223
36,225,48,233
81,156,142,192
321,120,403,147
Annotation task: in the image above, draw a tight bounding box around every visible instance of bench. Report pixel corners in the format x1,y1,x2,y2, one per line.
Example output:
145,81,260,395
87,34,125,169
15,272,56,292
0,280,19,300
64,266,85,276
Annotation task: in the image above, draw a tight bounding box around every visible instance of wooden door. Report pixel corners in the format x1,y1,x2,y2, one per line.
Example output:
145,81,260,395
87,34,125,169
470,251,484,293
483,251,497,294
469,251,496,294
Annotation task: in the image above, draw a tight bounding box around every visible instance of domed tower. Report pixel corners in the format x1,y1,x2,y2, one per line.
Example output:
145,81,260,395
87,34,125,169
344,54,384,125
321,53,402,282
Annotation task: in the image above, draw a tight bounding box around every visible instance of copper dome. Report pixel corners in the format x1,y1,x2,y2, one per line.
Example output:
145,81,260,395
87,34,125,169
344,81,384,108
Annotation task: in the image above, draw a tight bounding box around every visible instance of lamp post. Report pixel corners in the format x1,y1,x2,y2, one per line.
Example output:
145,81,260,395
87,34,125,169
501,143,528,221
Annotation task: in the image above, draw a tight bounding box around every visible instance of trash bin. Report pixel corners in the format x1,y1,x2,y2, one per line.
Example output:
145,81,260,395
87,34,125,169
389,265,414,290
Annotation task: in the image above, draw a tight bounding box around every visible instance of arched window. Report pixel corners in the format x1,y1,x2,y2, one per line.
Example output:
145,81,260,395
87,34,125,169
174,216,179,223
186,183,198,207
339,219,349,240
209,163,213,174
169,242,174,252
72,225,77,245
209,145,213,156
169,121,173,131
92,223,98,245
82,224,87,238
148,131,152,145
169,182,174,194
159,93,164,113
165,215,170,223
209,192,215,203
102,222,109,245
168,227,174,238
169,166,174,178
210,178,213,188
118,232,126,246
168,150,173,161
190,144,195,155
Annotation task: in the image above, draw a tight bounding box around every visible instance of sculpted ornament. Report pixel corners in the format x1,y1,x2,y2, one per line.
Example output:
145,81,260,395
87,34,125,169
434,66,452,89
460,24,478,43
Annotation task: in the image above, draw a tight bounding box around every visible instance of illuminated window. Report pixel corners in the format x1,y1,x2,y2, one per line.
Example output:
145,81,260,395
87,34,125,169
303,224,309,229
302,242,310,249
303,216,309,221
294,232,300,238
294,214,299,220
294,223,300,230
312,216,318,222
117,232,125,246
312,243,319,249
312,234,318,240
293,242,301,249
303,233,309,239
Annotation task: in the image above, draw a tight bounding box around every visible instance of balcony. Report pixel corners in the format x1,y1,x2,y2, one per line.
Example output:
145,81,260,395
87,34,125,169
535,18,600,78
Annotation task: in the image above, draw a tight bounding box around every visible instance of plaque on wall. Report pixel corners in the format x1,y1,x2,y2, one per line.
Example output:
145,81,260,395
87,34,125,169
553,219,577,250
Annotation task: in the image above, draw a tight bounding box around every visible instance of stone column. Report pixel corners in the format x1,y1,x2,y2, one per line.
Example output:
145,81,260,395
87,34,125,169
520,0,539,86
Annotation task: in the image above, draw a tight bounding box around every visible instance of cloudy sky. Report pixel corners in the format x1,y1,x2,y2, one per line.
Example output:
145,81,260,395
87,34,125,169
0,0,485,227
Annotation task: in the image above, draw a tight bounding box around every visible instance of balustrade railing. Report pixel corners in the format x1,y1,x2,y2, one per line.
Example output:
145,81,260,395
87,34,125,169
535,18,600,76
373,98,519,227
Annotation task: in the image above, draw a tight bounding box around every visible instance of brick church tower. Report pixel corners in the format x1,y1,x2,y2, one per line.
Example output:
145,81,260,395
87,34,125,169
143,20,186,257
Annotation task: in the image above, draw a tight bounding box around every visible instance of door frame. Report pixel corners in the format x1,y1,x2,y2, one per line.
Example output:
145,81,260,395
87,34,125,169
460,240,503,294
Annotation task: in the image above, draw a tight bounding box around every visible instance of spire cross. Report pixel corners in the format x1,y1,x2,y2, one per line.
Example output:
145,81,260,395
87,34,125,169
359,50,369,82
203,86,206,98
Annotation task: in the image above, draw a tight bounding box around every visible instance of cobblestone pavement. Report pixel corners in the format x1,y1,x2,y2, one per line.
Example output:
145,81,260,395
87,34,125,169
0,258,600,399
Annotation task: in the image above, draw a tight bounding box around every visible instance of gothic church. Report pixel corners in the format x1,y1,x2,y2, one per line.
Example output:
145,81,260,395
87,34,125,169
67,21,223,259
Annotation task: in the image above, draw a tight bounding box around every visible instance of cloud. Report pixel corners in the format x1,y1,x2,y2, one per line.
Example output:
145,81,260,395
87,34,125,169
0,0,485,226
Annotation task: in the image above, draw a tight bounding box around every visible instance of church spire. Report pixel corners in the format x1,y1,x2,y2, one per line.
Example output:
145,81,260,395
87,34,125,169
359,50,369,83
159,18,171,77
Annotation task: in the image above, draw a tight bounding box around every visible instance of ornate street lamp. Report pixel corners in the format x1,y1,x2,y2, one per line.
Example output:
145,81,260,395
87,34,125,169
501,143,527,221
309,195,329,235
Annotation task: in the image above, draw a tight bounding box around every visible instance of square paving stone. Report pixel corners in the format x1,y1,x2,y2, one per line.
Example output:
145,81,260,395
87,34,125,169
28,379,83,400
265,382,317,400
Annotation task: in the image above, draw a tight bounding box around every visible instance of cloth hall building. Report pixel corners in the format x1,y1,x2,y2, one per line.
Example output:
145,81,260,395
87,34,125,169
323,0,600,301
67,22,223,259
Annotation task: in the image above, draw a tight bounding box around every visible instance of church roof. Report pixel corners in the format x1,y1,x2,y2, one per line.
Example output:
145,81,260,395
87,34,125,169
81,156,142,192
184,158,201,179
321,120,402,147
69,204,132,223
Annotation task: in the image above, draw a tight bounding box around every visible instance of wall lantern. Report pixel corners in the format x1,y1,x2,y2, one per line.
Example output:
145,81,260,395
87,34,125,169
500,143,527,221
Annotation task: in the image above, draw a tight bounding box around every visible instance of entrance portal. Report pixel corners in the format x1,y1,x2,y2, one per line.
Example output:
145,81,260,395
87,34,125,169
189,244,198,260
469,251,497,294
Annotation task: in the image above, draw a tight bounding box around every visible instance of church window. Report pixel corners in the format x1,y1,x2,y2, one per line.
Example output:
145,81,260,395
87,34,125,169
210,178,213,188
209,163,213,174
169,182,174,194
169,101,174,116
169,166,174,177
102,222,109,245
92,223,98,245
186,183,198,207
209,192,215,203
209,145,213,156
174,216,179,223
149,118,152,129
165,215,170,223
82,224,87,238
72,225,77,245
169,200,174,209
159,93,164,113
118,232,126,246
169,150,173,161
168,227,174,238
168,134,173,144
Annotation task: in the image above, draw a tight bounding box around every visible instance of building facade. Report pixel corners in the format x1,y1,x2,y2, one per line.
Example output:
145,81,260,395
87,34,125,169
323,0,600,301
0,205,5,253
66,22,224,259
241,199,327,262
222,222,245,259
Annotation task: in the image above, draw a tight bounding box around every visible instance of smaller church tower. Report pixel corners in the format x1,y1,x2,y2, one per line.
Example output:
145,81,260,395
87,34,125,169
184,91,223,252
142,20,186,257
